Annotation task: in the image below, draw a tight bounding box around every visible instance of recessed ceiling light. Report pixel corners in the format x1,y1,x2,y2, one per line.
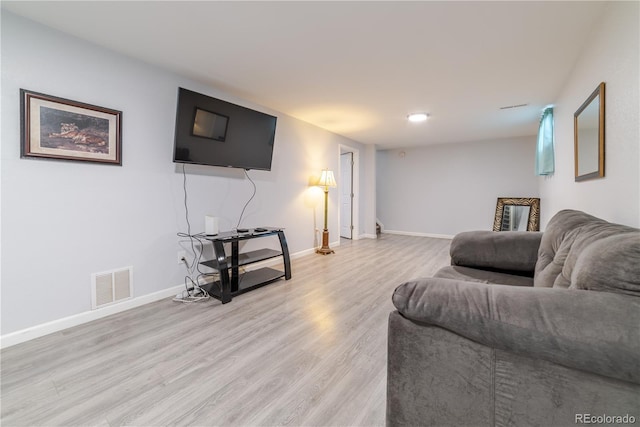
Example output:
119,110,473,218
407,112,429,122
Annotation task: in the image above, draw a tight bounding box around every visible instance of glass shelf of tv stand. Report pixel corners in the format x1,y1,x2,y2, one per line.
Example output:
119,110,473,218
198,228,291,303
200,248,283,270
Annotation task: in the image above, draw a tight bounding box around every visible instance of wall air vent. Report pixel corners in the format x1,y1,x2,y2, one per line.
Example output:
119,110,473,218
499,103,529,110
91,267,133,309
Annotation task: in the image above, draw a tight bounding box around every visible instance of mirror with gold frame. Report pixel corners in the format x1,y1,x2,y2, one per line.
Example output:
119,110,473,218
493,197,540,232
574,82,605,181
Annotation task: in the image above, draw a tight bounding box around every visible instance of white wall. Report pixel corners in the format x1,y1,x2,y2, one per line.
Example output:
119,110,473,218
1,12,373,336
376,136,539,236
539,1,639,228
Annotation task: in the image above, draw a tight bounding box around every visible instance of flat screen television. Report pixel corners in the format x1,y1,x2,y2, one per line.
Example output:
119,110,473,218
173,88,277,171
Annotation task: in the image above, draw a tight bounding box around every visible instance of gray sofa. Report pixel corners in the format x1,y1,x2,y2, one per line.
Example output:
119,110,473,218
387,210,640,427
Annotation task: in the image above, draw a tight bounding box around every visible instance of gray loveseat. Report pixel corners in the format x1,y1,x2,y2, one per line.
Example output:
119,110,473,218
387,210,640,426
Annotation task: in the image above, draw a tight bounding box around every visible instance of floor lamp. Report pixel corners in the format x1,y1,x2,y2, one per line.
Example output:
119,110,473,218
316,169,336,255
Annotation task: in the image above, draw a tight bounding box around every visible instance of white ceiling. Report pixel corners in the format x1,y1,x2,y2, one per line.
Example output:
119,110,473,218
2,1,607,149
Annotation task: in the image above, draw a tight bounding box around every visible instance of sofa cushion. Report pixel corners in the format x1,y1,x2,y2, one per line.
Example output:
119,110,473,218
450,230,541,274
534,210,637,288
435,265,534,287
570,233,640,296
393,278,640,384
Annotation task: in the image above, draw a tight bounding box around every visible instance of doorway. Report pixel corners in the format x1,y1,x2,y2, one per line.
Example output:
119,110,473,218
339,146,358,240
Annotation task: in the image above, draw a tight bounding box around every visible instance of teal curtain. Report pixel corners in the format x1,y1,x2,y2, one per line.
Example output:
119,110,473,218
535,107,554,175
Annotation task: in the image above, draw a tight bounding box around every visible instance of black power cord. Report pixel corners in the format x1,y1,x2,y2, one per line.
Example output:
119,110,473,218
176,164,222,299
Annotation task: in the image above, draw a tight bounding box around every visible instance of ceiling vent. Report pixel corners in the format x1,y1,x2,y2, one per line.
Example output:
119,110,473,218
91,267,133,309
499,103,529,110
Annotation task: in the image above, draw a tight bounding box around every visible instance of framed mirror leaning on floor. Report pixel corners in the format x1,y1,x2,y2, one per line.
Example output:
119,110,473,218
493,197,541,231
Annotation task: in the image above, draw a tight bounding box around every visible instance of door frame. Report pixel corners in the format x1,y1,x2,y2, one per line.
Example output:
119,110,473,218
340,151,353,239
338,144,360,240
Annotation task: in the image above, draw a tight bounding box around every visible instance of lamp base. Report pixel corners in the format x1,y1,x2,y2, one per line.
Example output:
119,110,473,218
316,247,335,255
316,229,334,255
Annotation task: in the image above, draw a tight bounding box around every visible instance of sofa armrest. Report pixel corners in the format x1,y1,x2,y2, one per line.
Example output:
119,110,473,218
450,231,542,274
392,278,640,384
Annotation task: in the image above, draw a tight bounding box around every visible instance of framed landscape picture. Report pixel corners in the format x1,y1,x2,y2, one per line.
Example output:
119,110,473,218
21,89,122,165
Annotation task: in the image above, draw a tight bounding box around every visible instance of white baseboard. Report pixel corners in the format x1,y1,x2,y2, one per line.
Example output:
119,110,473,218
383,230,454,240
0,244,328,349
0,285,185,349
359,233,377,239
291,247,317,258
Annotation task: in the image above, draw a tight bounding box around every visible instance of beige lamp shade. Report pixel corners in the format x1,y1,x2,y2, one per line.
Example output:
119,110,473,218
318,169,337,188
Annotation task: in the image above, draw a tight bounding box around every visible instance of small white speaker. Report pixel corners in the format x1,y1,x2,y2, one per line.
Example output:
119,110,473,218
205,215,219,235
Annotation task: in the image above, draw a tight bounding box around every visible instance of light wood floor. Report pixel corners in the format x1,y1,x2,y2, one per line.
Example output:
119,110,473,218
1,234,451,427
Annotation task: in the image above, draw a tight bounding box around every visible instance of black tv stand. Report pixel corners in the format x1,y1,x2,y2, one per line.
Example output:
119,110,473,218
199,228,291,303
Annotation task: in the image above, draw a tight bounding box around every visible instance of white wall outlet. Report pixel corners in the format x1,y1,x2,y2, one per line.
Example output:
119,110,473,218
178,250,187,264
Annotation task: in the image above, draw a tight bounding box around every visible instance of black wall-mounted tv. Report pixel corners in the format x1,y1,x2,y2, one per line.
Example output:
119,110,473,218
173,88,277,171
